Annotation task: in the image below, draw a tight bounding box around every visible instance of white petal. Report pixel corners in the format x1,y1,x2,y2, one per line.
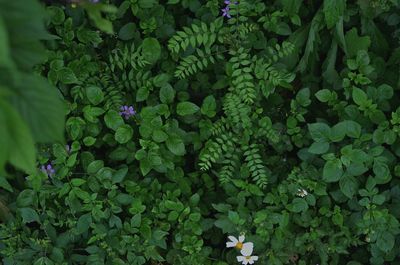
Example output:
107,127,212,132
240,242,254,256
228,236,238,244
237,256,245,262
226,242,236,248
248,256,258,264
238,235,245,242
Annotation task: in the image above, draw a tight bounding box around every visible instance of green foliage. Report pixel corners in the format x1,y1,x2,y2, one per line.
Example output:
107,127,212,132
2,0,400,265
0,0,65,176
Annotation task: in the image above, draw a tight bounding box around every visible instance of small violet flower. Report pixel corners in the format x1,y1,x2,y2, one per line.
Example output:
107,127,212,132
41,163,55,178
119,105,136,120
221,6,231,18
221,0,238,18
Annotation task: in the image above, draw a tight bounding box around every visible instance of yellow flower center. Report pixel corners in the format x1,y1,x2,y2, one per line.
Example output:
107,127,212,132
235,242,243,249
246,256,251,260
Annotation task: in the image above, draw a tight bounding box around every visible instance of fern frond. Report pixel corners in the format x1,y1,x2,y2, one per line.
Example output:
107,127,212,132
168,18,223,54
108,43,149,72
223,93,252,129
218,154,240,184
174,48,217,79
199,132,237,171
212,117,231,136
265,41,295,63
229,48,257,104
243,144,269,188
256,117,280,143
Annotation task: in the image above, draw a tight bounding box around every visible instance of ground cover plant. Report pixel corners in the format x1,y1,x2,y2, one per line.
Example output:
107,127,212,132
1,0,400,264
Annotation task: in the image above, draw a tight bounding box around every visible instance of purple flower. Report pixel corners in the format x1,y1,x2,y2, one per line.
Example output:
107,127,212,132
119,105,136,120
90,0,100,3
221,6,231,18
41,163,55,178
224,0,231,4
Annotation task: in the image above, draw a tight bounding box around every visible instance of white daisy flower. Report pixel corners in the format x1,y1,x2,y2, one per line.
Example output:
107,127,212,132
296,188,308,197
226,235,254,253
237,254,259,265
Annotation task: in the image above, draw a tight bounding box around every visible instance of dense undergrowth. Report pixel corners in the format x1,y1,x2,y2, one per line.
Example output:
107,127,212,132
2,0,400,264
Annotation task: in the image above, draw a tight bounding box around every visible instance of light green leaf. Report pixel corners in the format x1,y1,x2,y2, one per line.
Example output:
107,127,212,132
290,198,309,213
308,122,331,142
177,102,199,116
141,38,161,63
159,84,175,104
115,124,133,144
323,159,343,182
19,207,40,224
1,100,36,174
377,231,395,253
85,86,104,105
104,110,124,131
201,95,217,118
58,67,78,84
308,141,329,154
352,87,368,106
166,136,186,156
339,175,358,198
344,28,371,57
10,75,66,143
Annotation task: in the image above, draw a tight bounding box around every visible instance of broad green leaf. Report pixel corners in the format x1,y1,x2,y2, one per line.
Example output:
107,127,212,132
104,110,124,131
377,231,395,253
323,159,343,182
115,124,133,144
118,22,136,40
85,86,104,105
308,141,329,154
373,160,391,184
166,136,186,156
18,207,40,224
159,84,175,104
352,87,368,106
77,213,92,234
315,89,332,102
339,175,358,198
1,100,36,173
58,67,78,84
308,122,331,142
323,0,345,28
344,28,371,57
201,95,217,118
10,75,66,143
290,198,309,213
343,120,361,138
0,17,13,68
136,87,149,102
141,38,161,63
177,102,199,116
140,158,151,176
